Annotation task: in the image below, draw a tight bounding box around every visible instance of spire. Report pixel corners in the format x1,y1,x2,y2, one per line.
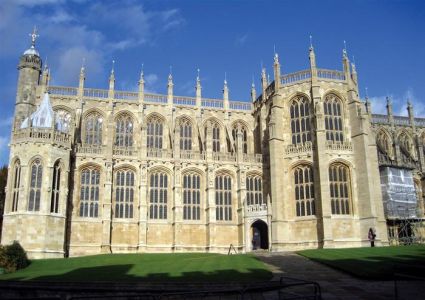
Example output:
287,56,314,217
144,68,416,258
138,64,145,103
251,78,256,102
273,48,281,89
309,35,317,71
407,98,415,126
78,58,85,98
195,68,201,106
261,67,267,100
223,73,229,109
342,41,350,79
108,60,115,97
167,66,173,104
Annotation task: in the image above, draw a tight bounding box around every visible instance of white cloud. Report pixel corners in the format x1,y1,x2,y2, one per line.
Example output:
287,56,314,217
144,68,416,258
0,136,9,150
235,34,248,46
0,116,13,128
368,88,425,118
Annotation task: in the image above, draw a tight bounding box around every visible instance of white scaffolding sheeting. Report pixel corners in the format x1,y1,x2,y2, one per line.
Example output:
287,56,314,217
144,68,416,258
380,167,417,219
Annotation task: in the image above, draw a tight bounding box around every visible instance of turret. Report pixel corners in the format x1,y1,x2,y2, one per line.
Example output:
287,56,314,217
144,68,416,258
15,27,42,129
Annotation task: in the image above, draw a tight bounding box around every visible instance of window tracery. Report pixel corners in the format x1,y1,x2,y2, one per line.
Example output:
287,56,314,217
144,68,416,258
54,109,72,133
246,175,263,206
294,165,315,216
149,172,168,219
324,94,344,143
147,116,163,149
179,118,192,150
290,96,311,145
183,173,201,220
329,163,351,215
84,112,103,145
114,169,134,218
79,167,100,217
28,159,42,212
50,161,61,213
11,160,21,212
215,174,232,221
115,114,133,147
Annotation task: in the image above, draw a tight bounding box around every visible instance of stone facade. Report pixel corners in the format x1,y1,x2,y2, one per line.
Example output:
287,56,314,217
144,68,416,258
1,36,424,258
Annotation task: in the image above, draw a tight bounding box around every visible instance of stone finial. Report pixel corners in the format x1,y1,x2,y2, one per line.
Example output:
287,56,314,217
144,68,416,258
251,80,256,103
196,68,202,106
223,73,229,109
167,67,173,104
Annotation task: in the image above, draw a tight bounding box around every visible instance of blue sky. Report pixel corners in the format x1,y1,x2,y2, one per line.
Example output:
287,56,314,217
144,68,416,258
0,0,424,166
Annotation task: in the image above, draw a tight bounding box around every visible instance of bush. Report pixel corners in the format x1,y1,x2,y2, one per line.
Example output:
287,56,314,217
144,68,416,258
0,241,29,272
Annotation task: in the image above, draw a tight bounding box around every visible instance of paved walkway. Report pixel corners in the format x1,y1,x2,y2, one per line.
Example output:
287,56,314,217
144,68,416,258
256,252,425,300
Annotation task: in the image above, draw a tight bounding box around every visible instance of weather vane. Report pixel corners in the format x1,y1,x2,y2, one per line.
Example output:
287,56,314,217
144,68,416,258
29,26,39,47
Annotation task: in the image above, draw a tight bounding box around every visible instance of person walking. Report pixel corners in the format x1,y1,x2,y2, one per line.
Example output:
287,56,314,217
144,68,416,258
368,228,376,247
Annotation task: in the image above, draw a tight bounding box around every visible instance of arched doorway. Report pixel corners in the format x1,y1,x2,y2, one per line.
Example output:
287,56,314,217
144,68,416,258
251,220,269,250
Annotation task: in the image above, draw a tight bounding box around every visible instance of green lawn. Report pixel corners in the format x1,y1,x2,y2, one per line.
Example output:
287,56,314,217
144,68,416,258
298,245,425,280
0,253,272,282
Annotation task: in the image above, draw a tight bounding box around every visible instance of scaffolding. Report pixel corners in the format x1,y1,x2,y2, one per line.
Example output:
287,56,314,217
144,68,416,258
380,166,425,245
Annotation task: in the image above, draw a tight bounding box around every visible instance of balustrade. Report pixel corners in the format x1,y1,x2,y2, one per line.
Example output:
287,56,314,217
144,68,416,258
114,91,138,100
76,144,105,155
371,114,389,124
281,70,311,85
47,86,78,96
146,148,172,159
174,96,196,106
144,93,168,104
393,116,410,126
201,98,224,108
13,128,71,148
317,69,346,81
179,150,205,160
325,141,353,151
113,146,136,156
285,142,313,155
83,88,108,99
212,152,237,162
246,204,267,213
229,101,252,111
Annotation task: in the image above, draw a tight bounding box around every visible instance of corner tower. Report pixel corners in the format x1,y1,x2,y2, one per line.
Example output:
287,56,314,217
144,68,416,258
14,28,42,128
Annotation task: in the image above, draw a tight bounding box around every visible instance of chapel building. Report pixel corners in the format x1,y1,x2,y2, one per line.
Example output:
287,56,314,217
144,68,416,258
1,32,424,258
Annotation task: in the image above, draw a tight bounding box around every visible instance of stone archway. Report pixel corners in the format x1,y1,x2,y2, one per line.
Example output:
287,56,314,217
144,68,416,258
251,220,269,250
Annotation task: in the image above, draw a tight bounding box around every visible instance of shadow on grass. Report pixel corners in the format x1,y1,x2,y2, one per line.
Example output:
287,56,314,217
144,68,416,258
298,249,425,280
19,264,271,283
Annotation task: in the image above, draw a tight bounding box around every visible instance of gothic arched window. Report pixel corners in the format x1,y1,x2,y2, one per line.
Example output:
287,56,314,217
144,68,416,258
246,175,263,206
183,173,201,220
11,160,21,212
50,161,61,213
180,118,192,151
147,116,163,149
114,169,135,218
377,130,393,157
28,158,42,212
79,167,100,217
232,123,248,154
149,172,168,219
399,132,416,160
115,114,133,147
329,163,351,215
212,122,220,152
54,109,72,133
290,96,311,145
84,112,103,145
294,165,315,217
324,94,344,143
215,174,232,221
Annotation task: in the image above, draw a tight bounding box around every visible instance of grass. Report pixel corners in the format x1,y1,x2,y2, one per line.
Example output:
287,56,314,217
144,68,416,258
298,245,425,280
0,253,272,282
